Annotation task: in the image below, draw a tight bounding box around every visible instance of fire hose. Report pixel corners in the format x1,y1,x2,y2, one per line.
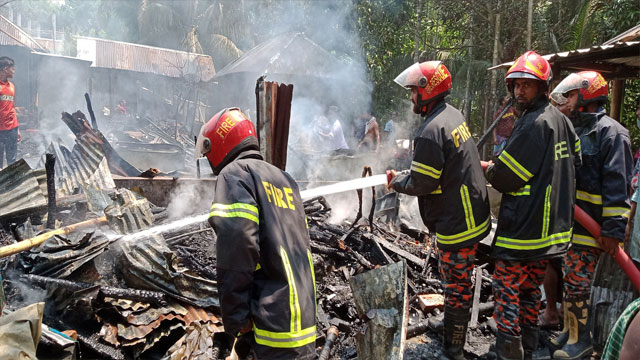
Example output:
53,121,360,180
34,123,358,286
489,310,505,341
573,205,640,291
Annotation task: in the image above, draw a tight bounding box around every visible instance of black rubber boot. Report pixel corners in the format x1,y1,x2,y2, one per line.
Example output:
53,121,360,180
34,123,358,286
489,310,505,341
521,325,543,360
438,306,469,360
552,297,593,359
491,331,524,360
429,311,444,334
549,301,569,353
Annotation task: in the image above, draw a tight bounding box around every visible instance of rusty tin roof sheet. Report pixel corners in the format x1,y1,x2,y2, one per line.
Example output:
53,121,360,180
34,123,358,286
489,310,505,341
489,41,640,74
41,135,115,197
76,36,215,81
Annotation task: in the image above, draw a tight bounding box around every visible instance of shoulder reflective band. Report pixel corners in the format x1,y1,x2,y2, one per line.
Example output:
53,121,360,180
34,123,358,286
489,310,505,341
411,161,442,179
507,185,531,196
430,186,443,194
602,207,630,218
499,150,534,182
209,203,259,224
437,217,490,245
576,191,602,205
495,229,572,250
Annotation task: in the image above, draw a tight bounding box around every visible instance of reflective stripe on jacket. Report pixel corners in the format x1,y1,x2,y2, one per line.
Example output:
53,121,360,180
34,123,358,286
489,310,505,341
487,98,580,261
572,112,632,248
208,151,316,356
391,101,491,251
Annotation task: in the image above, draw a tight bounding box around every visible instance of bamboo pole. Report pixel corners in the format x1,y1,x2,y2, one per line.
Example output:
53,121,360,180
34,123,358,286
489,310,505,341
0,216,108,259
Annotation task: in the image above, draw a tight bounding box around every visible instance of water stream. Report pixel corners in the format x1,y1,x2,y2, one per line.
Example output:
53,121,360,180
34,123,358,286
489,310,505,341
107,213,209,241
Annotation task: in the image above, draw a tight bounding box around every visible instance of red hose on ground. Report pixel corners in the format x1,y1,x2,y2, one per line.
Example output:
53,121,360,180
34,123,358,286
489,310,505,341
574,205,640,291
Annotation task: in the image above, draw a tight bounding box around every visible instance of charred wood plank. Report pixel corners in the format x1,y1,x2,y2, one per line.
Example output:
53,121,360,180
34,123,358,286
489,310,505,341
470,266,484,328
310,243,350,260
368,234,425,268
23,274,168,306
45,153,57,229
406,321,429,339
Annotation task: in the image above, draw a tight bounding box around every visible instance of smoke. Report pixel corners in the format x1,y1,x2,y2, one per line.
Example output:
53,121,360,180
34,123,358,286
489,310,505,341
36,55,89,150
3,268,48,309
165,180,215,220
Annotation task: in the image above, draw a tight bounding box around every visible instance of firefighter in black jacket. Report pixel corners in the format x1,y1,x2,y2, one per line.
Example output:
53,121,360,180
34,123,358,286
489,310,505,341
195,108,316,360
549,71,632,360
389,61,491,360
484,51,580,360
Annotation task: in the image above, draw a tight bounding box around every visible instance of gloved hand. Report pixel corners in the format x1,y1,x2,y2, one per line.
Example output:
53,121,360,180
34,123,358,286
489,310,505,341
598,236,620,257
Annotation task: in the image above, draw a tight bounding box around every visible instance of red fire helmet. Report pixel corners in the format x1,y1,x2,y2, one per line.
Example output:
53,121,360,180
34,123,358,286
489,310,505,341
505,51,552,90
195,108,259,174
394,61,452,112
550,71,608,109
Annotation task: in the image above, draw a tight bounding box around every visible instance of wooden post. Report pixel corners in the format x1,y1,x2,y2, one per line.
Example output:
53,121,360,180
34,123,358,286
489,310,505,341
610,79,625,121
469,266,484,328
45,154,56,229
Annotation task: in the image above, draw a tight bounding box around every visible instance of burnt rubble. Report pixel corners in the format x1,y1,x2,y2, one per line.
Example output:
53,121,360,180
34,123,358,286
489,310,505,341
0,181,501,359
0,109,504,359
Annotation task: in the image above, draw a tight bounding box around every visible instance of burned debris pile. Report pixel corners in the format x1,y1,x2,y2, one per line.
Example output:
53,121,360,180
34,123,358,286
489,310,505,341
0,110,501,359
303,196,496,359
0,178,499,359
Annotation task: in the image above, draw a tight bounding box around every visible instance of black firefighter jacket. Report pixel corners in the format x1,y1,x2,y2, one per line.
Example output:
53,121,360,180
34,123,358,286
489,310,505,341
487,98,581,261
572,110,632,248
208,150,316,359
391,100,491,251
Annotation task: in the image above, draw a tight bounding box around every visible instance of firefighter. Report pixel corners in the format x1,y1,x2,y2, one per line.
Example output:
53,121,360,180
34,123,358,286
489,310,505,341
195,108,316,360
548,71,632,359
389,61,491,360
483,51,580,359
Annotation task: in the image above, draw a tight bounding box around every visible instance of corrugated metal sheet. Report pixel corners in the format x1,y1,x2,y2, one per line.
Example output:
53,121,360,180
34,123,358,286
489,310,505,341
489,41,640,71
104,297,151,312
99,300,219,349
216,32,340,78
41,135,115,197
0,160,47,217
76,36,215,81
604,24,640,45
115,307,218,341
0,15,46,51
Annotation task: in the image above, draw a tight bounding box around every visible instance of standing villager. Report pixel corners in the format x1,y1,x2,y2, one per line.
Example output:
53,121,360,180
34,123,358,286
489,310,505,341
389,61,491,360
327,105,349,152
195,108,316,360
548,71,632,360
384,111,398,146
357,110,380,152
484,51,580,359
0,56,19,168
